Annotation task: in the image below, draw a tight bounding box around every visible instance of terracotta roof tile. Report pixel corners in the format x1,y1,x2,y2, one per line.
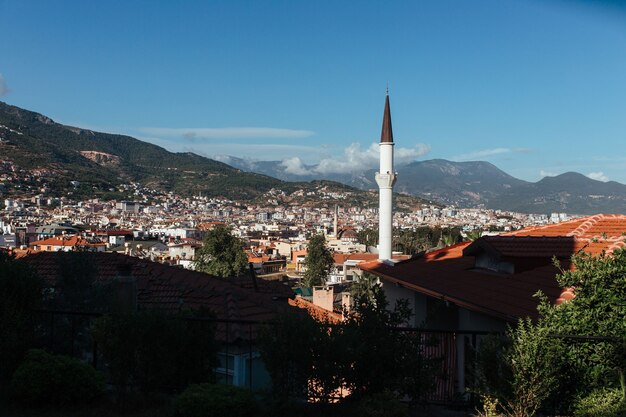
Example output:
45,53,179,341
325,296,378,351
361,214,626,323
20,252,297,343
288,296,343,324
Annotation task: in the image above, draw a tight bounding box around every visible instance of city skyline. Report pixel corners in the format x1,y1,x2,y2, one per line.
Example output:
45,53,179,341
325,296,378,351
1,0,625,182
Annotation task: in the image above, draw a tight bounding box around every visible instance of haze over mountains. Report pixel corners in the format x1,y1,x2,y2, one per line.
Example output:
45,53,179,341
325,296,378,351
219,156,626,215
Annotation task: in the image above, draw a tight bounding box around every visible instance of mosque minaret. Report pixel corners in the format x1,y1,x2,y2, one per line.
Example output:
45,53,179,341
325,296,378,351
375,90,397,261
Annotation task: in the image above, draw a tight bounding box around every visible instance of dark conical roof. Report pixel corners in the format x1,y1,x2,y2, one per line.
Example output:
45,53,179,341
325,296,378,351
380,93,393,143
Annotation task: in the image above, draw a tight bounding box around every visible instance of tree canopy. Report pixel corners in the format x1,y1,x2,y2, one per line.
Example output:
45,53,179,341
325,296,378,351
194,225,249,278
537,249,626,397
302,234,333,287
474,248,626,416
0,251,43,382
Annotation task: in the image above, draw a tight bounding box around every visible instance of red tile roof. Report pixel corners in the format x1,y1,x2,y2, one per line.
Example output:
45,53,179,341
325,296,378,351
288,296,343,324
361,243,563,322
20,252,297,343
30,236,106,248
360,214,626,323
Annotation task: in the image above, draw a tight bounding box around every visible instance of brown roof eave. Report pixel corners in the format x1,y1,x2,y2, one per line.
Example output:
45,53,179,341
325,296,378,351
371,269,519,324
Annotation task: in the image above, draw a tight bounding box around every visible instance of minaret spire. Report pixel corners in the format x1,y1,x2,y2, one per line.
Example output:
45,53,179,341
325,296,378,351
380,91,394,143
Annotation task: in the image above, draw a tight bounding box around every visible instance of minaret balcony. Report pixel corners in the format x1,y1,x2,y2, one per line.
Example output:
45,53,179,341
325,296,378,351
375,172,397,188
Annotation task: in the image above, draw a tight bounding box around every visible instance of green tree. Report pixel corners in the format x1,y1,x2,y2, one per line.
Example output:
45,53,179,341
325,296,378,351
473,249,626,416
92,310,218,397
349,272,380,306
537,250,626,401
194,225,248,278
338,286,418,398
0,251,43,383
260,287,438,404
258,312,333,402
302,234,333,287
465,229,483,241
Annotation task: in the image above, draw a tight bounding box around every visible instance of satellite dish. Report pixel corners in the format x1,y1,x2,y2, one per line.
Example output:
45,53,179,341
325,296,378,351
100,216,110,226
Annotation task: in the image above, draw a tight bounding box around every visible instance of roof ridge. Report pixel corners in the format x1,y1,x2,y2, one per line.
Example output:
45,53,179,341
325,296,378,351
568,214,604,237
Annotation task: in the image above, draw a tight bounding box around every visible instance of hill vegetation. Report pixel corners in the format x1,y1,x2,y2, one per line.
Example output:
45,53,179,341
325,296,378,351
0,102,430,210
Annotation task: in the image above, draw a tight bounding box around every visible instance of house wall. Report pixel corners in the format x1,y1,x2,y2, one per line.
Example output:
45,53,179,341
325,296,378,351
381,278,509,397
381,280,426,327
216,349,272,391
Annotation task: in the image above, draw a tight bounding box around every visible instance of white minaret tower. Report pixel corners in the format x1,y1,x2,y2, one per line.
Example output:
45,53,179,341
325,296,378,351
375,89,397,261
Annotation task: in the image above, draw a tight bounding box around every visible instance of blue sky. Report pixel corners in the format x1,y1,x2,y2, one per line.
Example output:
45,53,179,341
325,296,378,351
1,0,625,182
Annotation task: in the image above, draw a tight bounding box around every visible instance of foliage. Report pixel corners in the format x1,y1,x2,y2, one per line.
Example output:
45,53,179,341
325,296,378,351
356,226,462,254
260,287,438,404
258,311,335,401
302,234,333,287
537,250,626,399
0,251,43,382
464,229,483,241
194,225,249,278
502,319,564,417
10,349,104,407
574,388,626,417
471,320,565,417
92,310,218,396
174,383,257,417
472,249,626,416
472,335,513,404
353,390,409,417
338,287,431,400
474,394,501,417
348,272,379,305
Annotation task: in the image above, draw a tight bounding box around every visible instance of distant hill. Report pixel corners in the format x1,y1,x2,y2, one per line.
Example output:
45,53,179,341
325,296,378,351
489,172,626,214
221,156,626,214
0,102,428,210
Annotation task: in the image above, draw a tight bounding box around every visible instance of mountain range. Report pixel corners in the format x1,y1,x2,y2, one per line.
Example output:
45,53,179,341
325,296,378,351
0,102,424,210
219,156,626,215
2,101,625,215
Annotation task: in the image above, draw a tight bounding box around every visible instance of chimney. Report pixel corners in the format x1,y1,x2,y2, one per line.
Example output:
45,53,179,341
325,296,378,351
312,286,334,312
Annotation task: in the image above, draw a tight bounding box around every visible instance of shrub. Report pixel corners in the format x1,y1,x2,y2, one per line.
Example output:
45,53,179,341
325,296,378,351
174,383,257,417
92,311,218,396
11,349,105,407
0,251,43,382
354,390,409,417
574,388,626,417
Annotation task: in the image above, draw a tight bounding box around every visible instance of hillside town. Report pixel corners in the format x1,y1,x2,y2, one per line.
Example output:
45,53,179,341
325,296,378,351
1,186,571,269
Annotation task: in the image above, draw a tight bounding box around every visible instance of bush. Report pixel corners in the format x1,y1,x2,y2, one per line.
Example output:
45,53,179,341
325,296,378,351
574,388,626,417
11,349,105,407
174,383,257,417
92,311,218,396
354,390,409,417
0,251,43,382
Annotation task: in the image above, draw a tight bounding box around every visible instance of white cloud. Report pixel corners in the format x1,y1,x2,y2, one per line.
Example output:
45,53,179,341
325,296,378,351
540,169,558,177
0,74,8,96
139,127,314,140
588,171,609,182
453,147,531,161
312,142,430,175
280,157,313,176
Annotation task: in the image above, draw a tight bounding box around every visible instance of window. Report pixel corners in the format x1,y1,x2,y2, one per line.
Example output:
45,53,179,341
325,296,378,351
215,353,235,384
